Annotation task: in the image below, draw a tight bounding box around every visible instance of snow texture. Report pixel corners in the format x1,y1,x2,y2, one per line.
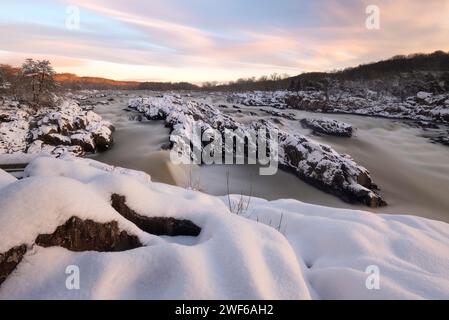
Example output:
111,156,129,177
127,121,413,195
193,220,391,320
0,97,113,157
0,157,448,299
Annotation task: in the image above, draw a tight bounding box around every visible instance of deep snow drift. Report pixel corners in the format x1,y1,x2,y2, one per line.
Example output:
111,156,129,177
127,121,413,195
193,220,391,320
1,156,449,299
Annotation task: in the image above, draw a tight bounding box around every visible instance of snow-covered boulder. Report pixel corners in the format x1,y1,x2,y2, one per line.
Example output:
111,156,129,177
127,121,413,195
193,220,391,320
0,157,448,299
300,118,353,137
278,129,382,207
416,91,432,102
0,97,113,157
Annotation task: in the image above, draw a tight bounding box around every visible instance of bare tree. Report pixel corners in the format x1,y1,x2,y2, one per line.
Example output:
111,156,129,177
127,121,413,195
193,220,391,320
21,59,56,106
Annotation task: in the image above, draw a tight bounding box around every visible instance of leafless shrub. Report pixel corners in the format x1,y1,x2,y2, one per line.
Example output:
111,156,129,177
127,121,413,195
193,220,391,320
226,171,252,215
184,165,202,191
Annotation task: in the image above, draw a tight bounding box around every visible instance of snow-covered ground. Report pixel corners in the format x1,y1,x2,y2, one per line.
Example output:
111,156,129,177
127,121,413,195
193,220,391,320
1,156,449,299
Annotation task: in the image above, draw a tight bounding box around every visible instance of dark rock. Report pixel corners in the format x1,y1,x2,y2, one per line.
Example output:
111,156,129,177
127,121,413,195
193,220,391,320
271,118,283,125
265,109,296,120
92,132,113,151
408,121,440,129
161,141,173,150
129,114,143,122
111,194,201,236
0,244,27,286
39,133,72,146
430,134,449,146
70,135,96,153
35,216,142,252
0,113,12,123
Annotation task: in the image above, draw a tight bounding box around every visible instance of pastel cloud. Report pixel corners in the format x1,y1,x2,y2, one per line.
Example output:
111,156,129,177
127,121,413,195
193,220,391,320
0,0,448,82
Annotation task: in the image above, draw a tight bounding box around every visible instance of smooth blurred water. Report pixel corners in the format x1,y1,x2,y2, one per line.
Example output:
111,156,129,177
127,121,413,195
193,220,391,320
90,91,449,222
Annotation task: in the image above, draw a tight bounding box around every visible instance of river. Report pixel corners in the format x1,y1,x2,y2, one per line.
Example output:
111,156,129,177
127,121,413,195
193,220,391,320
90,91,449,222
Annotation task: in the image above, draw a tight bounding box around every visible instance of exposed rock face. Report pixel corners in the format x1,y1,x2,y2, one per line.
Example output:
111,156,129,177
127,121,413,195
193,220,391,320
111,194,201,236
128,95,386,207
35,216,142,252
0,244,27,286
39,133,72,146
300,118,353,137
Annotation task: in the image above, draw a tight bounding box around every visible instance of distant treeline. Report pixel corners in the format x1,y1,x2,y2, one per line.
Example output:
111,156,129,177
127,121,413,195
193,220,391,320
2,51,449,97
137,81,199,91
54,73,140,90
55,74,201,91
214,51,449,93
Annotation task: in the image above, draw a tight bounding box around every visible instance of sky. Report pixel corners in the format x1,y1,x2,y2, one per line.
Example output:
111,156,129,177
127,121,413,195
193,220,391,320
0,0,448,83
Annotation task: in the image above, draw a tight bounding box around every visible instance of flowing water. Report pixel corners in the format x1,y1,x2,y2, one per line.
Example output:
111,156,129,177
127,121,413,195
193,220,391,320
90,92,449,222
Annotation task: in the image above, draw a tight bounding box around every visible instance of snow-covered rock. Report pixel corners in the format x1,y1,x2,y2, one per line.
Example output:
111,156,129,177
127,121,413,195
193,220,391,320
300,118,353,137
0,157,448,299
128,95,385,207
416,91,432,101
228,91,289,109
0,97,113,157
227,90,449,124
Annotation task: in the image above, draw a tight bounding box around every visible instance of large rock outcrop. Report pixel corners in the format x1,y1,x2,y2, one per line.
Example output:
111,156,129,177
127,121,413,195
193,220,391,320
0,97,113,156
128,95,386,207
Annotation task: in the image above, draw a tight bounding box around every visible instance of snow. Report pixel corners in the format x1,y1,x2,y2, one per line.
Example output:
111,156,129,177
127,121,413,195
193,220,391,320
0,97,113,157
0,169,16,190
1,156,449,299
241,197,449,299
417,91,432,100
